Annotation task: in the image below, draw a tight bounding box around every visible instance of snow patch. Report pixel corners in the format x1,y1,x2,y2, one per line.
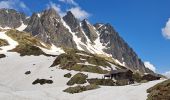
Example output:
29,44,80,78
16,22,27,31
38,44,64,55
77,62,96,66
0,31,18,52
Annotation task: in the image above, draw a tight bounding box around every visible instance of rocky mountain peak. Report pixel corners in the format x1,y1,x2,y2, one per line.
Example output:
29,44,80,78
0,8,28,28
63,11,79,31
24,8,77,48
81,19,98,43
43,8,60,20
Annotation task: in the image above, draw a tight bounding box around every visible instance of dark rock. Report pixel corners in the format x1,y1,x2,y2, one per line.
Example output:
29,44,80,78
63,11,87,44
32,78,53,85
142,74,161,81
25,71,31,75
64,73,72,78
81,19,98,43
94,23,153,74
0,54,6,58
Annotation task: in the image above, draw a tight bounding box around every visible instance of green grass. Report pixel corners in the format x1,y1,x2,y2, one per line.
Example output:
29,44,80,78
5,29,53,56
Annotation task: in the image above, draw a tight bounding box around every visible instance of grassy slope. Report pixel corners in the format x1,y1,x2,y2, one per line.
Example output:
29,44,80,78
5,30,52,56
147,79,170,100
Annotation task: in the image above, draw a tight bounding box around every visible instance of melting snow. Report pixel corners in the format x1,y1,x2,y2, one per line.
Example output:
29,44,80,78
77,62,96,66
16,22,27,31
38,44,65,55
0,31,18,52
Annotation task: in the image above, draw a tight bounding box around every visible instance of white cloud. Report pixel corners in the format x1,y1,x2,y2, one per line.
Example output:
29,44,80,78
164,71,170,78
144,61,156,72
162,18,170,39
68,7,90,20
47,1,66,16
0,0,30,14
47,1,90,20
59,0,78,6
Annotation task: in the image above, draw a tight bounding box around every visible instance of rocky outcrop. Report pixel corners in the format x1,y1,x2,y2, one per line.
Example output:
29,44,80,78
0,8,28,28
94,23,152,73
25,8,77,48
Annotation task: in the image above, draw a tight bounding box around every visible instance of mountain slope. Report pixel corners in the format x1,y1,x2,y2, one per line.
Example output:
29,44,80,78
0,8,153,74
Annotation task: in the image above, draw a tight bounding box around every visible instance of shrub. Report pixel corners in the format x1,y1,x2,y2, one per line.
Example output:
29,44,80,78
64,73,72,78
116,79,130,86
67,73,88,86
132,72,142,82
87,78,116,86
63,84,100,94
32,78,53,85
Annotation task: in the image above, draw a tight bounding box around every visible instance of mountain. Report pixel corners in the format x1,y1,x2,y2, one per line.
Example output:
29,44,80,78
0,8,29,29
21,8,151,74
0,8,153,74
0,8,163,100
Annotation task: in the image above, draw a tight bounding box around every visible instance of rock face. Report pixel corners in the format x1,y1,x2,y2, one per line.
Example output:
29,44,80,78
0,8,154,74
0,8,28,28
25,8,77,48
94,23,150,73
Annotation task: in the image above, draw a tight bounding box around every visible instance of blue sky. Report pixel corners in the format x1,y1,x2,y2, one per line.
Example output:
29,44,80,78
0,0,170,74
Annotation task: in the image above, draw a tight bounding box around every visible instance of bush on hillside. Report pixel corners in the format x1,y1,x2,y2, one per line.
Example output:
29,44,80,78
64,73,72,78
67,73,88,86
87,78,116,86
147,79,170,100
63,84,100,94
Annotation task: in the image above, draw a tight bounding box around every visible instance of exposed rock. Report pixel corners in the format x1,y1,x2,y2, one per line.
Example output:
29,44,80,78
64,73,72,78
94,23,153,74
25,8,77,48
0,8,28,28
63,11,87,44
81,19,98,43
32,78,53,85
25,71,31,75
142,74,161,81
0,54,6,58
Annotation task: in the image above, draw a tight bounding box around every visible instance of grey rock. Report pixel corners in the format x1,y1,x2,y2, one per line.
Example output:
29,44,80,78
0,8,28,28
94,23,153,73
25,8,77,48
